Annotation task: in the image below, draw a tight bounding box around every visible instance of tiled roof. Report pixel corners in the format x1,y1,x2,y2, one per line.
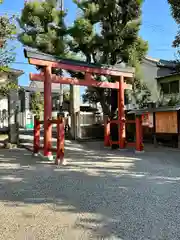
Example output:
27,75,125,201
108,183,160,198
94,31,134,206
156,72,180,80
129,105,180,115
144,56,176,68
3,68,24,77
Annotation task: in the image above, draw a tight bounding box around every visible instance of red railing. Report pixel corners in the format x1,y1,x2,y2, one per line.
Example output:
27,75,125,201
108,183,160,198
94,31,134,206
33,115,65,164
104,117,144,152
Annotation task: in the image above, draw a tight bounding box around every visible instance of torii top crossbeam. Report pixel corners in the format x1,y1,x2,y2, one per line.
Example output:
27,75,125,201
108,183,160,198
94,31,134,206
24,49,135,90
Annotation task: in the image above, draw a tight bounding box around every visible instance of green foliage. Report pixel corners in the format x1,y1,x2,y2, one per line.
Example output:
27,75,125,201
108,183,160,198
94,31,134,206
156,89,180,107
0,13,16,70
0,81,19,97
63,87,70,102
72,0,149,113
18,0,67,56
0,15,16,41
168,0,180,58
69,0,146,65
168,0,180,24
167,95,180,106
0,46,16,71
0,0,16,68
30,92,44,118
19,0,149,115
131,78,152,108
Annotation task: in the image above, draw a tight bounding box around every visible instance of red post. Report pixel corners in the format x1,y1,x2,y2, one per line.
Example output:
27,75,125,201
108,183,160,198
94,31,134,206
33,116,40,155
104,115,110,147
56,115,65,165
118,76,125,149
44,66,52,159
135,115,143,152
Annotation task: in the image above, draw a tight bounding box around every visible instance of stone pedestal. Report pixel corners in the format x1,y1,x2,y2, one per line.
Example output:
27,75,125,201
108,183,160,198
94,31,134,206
8,90,19,144
24,92,32,128
178,135,180,149
70,85,80,140
153,134,158,148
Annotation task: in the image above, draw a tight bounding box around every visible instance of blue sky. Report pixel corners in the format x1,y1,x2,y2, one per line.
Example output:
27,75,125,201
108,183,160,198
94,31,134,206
0,0,178,87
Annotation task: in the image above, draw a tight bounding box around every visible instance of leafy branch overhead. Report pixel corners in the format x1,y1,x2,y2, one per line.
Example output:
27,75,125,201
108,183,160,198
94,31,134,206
69,0,149,113
168,0,180,60
18,0,67,56
0,0,17,71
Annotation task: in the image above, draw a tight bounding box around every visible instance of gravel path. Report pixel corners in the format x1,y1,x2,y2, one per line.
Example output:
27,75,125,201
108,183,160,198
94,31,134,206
0,141,180,239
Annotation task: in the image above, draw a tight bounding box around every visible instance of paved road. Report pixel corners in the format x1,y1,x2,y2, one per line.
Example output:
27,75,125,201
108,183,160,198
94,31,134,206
0,141,180,239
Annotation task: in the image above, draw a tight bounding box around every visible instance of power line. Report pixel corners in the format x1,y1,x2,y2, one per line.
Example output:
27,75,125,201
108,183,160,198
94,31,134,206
0,9,177,34
12,62,30,65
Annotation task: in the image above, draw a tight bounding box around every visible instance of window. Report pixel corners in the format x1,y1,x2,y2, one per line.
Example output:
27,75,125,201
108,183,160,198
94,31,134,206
170,81,179,93
161,82,169,94
160,81,179,94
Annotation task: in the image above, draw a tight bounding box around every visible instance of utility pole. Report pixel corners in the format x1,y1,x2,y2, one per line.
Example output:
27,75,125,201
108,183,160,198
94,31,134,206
58,0,64,113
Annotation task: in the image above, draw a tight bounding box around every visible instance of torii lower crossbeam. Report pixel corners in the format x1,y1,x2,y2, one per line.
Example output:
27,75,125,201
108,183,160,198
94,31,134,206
30,73,132,90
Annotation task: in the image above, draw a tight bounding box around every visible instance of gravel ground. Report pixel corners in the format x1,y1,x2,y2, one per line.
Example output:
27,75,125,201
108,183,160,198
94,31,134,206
0,140,180,239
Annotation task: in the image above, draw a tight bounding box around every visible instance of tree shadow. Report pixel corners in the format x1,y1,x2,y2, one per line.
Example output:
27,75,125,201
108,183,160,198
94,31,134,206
0,142,180,239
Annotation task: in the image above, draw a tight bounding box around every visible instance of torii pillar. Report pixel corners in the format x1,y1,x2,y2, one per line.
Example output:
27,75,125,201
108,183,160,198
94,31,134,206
44,66,53,159
118,75,125,149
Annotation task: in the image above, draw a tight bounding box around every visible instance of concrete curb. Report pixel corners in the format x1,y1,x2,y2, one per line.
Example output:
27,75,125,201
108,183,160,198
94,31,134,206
135,150,145,154
118,148,128,152
38,152,54,161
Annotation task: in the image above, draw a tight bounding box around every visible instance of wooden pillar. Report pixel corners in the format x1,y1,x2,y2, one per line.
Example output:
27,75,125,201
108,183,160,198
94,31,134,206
135,115,143,151
33,116,40,155
56,114,65,165
104,115,110,147
118,76,125,149
44,66,52,159
177,110,180,149
153,112,158,147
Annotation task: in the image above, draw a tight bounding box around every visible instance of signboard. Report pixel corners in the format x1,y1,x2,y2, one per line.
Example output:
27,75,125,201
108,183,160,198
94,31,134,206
142,113,154,128
155,111,177,133
26,123,34,129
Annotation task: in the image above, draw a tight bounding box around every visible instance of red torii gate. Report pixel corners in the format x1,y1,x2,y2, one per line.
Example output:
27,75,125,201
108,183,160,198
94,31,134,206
24,49,143,161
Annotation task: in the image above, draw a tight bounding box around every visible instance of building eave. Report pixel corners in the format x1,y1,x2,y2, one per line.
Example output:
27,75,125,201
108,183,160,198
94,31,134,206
129,105,180,115
2,68,24,77
156,72,180,80
143,56,177,69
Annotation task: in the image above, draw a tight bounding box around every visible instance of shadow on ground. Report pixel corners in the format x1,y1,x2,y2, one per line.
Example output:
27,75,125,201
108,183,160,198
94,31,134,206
0,141,180,239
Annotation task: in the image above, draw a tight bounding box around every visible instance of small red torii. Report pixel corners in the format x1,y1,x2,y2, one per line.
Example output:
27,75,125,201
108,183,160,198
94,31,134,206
24,49,143,162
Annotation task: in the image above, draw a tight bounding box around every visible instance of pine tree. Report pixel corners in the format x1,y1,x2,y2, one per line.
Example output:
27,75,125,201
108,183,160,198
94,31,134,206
18,0,69,109
69,0,149,115
18,0,67,57
168,0,180,66
168,0,180,49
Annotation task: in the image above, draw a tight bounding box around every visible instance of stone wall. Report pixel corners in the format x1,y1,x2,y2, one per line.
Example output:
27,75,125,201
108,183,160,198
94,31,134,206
80,124,104,140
